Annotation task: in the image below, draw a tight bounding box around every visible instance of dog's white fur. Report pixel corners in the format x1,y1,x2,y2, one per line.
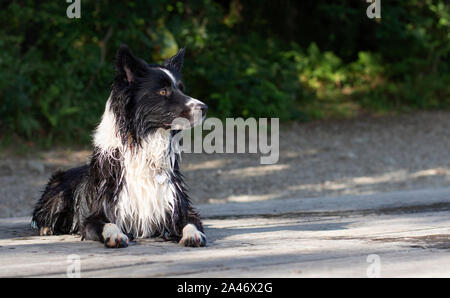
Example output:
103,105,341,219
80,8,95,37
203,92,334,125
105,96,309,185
160,68,177,85
179,223,205,245
94,96,177,238
102,223,128,247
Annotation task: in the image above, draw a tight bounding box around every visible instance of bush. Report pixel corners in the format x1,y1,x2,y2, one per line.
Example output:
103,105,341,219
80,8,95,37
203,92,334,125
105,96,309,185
0,0,448,146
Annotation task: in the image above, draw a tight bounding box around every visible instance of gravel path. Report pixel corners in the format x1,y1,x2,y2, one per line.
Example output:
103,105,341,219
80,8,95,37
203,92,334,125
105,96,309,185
1,111,449,218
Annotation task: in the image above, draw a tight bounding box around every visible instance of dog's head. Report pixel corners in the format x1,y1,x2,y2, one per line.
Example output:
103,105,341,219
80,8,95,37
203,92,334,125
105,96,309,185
111,44,207,140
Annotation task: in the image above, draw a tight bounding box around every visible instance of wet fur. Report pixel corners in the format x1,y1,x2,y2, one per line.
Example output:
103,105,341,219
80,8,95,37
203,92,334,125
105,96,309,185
31,45,206,247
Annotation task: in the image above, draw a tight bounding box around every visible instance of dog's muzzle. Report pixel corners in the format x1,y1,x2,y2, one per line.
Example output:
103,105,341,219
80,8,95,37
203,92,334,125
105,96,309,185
170,97,208,130
186,97,208,119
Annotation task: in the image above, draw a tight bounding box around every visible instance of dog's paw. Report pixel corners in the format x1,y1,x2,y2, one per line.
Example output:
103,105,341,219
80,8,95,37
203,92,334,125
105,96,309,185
102,223,129,248
39,227,53,236
179,224,206,247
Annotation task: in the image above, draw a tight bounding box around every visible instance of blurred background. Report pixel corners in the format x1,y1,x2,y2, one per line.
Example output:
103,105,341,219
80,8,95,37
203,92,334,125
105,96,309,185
1,0,449,145
0,1,449,217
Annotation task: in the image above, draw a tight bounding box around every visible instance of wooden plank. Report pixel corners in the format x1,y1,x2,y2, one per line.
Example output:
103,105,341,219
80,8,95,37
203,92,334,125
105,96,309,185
0,188,449,277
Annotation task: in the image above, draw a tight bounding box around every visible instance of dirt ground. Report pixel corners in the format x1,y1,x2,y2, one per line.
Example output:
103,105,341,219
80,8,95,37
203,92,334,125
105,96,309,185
1,111,449,218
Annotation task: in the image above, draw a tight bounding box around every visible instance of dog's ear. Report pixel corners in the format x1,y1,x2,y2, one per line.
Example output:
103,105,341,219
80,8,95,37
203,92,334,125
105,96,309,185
115,44,146,83
164,48,185,73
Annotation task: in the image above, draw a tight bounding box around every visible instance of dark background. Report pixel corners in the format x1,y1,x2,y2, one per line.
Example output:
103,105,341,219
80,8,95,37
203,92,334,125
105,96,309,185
0,0,448,147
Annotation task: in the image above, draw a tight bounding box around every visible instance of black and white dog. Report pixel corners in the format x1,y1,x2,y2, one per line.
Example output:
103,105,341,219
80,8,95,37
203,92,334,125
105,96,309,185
31,44,208,248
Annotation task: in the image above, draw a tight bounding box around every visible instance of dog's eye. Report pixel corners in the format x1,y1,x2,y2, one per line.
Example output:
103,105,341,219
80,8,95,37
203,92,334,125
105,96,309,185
158,88,168,96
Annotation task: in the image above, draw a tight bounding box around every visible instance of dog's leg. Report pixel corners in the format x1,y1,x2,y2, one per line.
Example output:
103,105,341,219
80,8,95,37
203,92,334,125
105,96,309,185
82,216,129,248
179,207,206,247
101,223,129,248
179,223,206,247
171,157,206,247
39,227,53,236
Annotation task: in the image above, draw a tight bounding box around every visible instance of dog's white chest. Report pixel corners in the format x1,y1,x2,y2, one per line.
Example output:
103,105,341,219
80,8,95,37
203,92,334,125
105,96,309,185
116,129,176,238
155,173,167,184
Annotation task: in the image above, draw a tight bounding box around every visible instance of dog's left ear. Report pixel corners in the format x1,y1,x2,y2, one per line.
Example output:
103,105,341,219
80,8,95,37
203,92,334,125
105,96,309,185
164,48,185,73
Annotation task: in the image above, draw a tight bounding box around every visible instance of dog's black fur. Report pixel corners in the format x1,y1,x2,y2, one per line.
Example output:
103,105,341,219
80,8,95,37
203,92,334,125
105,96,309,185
31,45,207,248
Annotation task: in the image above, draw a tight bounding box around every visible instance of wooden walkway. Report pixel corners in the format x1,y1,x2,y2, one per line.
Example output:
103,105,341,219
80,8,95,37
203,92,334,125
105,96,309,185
0,188,449,277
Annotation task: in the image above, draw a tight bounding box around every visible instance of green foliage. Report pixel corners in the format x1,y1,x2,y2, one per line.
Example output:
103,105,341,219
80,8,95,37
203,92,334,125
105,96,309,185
0,0,448,145
184,34,301,120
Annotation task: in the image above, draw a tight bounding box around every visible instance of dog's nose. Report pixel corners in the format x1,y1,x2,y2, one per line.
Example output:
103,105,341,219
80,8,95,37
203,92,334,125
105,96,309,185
187,98,208,117
197,103,208,117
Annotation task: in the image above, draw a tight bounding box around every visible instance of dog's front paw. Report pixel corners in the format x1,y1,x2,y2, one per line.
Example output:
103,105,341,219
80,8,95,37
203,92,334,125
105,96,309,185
179,224,206,247
39,227,53,236
102,223,129,248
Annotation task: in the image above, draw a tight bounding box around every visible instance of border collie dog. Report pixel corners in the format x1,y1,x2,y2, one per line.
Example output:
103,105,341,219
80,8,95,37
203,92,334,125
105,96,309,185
31,45,208,248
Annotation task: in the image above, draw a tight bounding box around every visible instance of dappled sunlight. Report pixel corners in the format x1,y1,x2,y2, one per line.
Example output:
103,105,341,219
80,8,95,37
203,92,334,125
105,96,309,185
289,167,450,194
352,168,450,185
208,192,287,204
280,149,320,159
195,159,450,204
41,150,91,168
223,164,290,178
182,159,231,171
